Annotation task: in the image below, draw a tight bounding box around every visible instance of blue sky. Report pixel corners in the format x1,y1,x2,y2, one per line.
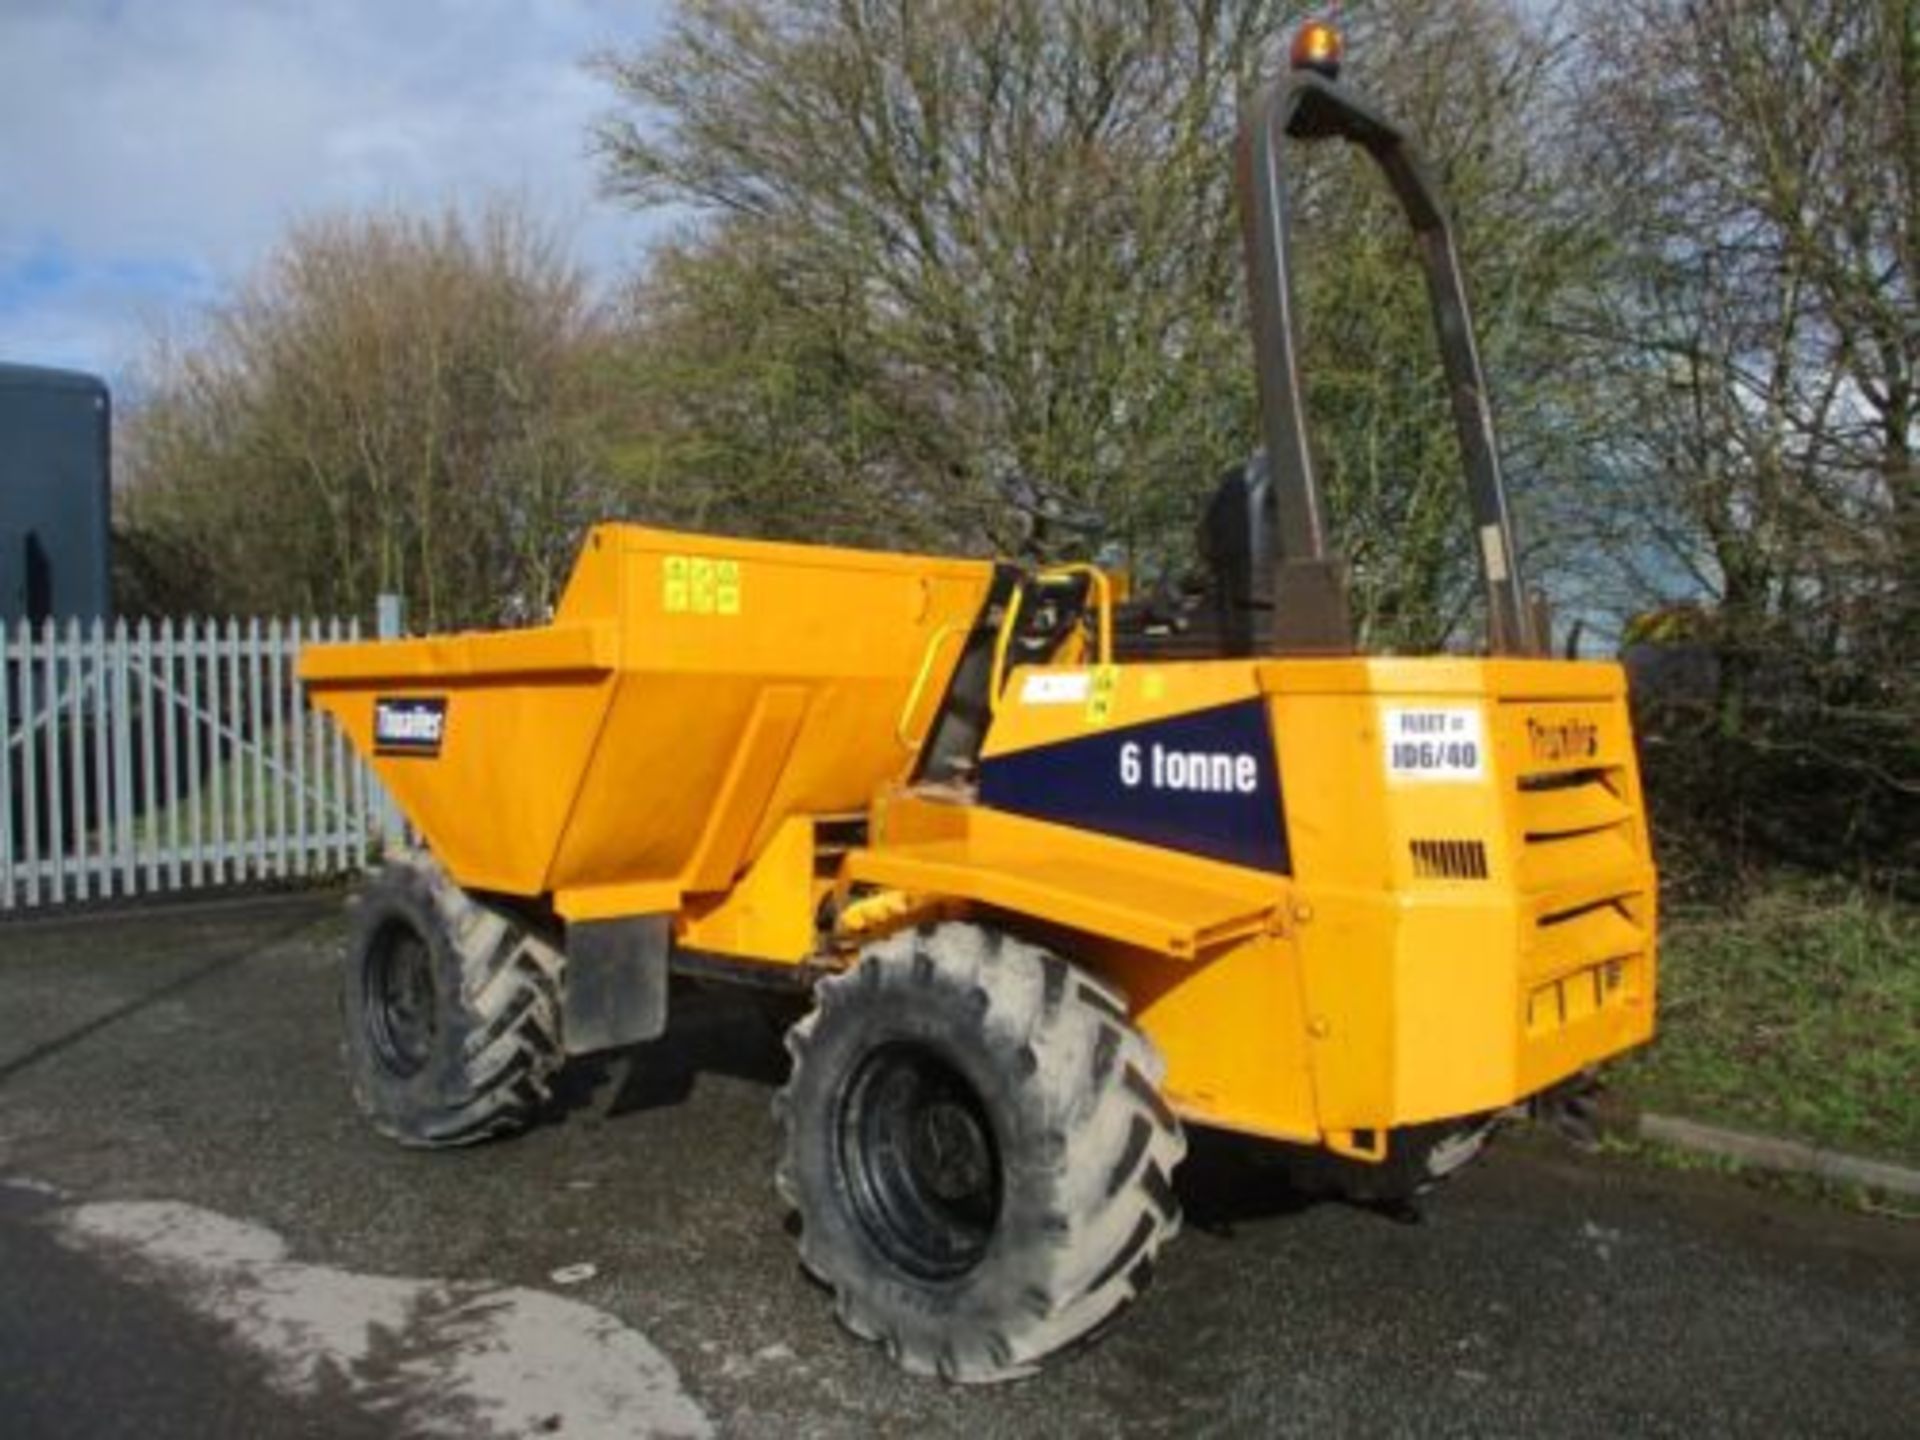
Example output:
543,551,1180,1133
0,0,671,388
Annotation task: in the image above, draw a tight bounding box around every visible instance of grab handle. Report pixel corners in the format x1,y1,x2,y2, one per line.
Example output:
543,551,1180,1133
896,622,965,751
988,565,1114,715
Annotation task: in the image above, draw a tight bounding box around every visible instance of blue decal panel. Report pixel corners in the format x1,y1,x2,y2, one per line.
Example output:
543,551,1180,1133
979,700,1289,873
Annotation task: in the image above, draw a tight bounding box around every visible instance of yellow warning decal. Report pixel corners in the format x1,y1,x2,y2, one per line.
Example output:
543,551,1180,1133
663,554,744,617
1085,664,1119,725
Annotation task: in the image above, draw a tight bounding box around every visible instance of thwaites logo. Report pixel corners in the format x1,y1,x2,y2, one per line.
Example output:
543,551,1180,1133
373,697,448,757
1526,715,1601,764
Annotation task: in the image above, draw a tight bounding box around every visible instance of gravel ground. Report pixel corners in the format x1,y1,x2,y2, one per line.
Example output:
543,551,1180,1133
0,893,1915,1438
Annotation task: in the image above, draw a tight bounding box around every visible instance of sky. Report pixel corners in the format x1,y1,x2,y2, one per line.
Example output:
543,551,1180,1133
0,0,671,389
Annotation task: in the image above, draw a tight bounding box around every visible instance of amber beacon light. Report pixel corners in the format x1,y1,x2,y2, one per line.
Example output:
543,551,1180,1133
1289,18,1344,78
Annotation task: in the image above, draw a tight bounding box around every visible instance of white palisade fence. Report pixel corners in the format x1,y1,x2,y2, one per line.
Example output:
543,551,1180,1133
1,617,385,911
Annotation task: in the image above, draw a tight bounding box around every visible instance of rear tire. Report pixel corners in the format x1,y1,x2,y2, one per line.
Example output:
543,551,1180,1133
341,853,565,1147
775,923,1185,1382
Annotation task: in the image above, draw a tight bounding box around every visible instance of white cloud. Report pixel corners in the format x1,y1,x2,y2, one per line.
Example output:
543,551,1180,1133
0,0,670,380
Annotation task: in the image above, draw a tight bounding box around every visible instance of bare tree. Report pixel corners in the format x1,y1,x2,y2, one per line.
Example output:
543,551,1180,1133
595,0,1593,647
1564,0,1918,883
121,203,623,628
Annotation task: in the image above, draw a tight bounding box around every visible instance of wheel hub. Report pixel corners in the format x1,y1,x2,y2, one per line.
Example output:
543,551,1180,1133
837,1042,1002,1280
365,921,437,1077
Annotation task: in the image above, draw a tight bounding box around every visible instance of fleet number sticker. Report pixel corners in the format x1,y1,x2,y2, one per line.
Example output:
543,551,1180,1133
1383,706,1484,781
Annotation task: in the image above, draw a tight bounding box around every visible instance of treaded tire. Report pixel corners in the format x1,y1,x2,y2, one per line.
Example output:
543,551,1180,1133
341,852,565,1148
775,923,1186,1382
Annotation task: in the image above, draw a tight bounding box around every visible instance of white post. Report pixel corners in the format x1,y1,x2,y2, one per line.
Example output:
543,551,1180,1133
21,620,42,906
0,622,12,910
269,619,288,878
163,618,183,892
185,617,204,888
137,617,159,895
65,618,86,902
373,594,406,856
111,619,136,896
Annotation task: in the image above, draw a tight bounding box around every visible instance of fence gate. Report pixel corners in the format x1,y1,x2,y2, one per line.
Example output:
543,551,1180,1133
1,617,383,911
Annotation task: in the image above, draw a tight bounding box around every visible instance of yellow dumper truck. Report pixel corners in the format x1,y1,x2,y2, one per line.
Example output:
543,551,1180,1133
303,25,1656,1381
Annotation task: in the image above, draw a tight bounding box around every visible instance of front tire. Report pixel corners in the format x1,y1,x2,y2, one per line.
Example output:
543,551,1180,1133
776,923,1185,1382
341,853,566,1147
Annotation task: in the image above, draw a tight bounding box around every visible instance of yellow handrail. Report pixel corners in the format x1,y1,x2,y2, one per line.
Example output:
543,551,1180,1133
988,564,1114,715
896,622,964,750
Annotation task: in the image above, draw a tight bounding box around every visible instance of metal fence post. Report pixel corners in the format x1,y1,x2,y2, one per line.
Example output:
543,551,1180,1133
3,610,376,909
372,594,407,858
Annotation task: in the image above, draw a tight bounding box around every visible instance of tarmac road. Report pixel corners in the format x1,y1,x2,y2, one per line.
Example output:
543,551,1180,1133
0,894,1914,1438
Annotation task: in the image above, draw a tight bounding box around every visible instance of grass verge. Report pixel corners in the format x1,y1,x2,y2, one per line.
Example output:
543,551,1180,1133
1591,1134,1920,1220
1612,879,1918,1166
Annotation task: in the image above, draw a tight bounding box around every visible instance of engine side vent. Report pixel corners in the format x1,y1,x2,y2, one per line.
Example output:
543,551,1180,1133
1410,838,1489,880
